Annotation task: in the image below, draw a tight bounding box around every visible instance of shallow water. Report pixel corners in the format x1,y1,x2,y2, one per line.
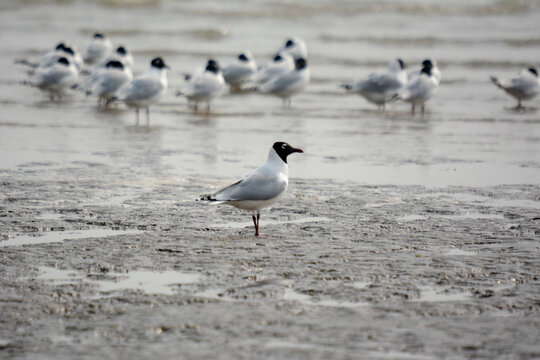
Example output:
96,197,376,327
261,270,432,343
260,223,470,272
1,0,540,359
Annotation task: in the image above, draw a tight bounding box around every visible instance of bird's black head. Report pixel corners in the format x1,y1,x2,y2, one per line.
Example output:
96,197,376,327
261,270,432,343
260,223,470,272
205,59,220,74
151,57,169,69
272,142,303,164
62,46,75,56
55,43,66,51
421,61,433,76
238,53,249,62
58,57,70,66
116,46,127,55
397,58,405,69
295,58,307,70
273,54,283,62
93,33,105,39
106,60,124,70
285,39,295,48
422,59,433,68
529,68,538,77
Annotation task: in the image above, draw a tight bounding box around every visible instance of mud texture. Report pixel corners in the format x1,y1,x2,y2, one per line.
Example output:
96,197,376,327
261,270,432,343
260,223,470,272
1,163,539,360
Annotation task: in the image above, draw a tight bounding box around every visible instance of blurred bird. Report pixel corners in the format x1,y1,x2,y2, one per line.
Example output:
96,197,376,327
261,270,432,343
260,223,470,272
199,142,303,236
253,52,294,86
408,58,441,84
113,57,169,125
398,60,439,115
341,58,407,110
31,56,79,101
180,59,225,113
490,68,539,109
84,33,113,66
85,60,133,107
260,57,310,107
222,51,257,92
280,37,308,61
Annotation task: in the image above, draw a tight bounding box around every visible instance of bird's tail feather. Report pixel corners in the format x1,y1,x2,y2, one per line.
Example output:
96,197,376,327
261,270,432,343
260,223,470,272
490,76,502,89
340,83,353,91
197,194,225,204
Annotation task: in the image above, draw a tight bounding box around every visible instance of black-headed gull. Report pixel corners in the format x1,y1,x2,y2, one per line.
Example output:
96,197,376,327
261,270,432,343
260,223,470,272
281,38,308,61
253,52,295,85
199,142,304,236
84,33,113,65
490,68,539,109
398,60,439,115
85,60,133,106
222,52,257,92
113,57,169,125
408,59,441,84
31,56,79,101
260,58,310,107
341,58,407,110
181,59,225,113
37,43,83,71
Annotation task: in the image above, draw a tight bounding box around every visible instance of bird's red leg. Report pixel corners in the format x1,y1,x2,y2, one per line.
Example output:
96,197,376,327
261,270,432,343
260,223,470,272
252,214,259,236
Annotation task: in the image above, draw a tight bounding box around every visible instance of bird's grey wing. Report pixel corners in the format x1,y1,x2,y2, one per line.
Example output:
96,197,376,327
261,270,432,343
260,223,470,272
120,77,163,101
261,73,301,93
213,172,286,201
357,73,402,93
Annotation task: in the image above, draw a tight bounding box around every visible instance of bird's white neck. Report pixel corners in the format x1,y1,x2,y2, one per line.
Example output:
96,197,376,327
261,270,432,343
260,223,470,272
266,147,289,177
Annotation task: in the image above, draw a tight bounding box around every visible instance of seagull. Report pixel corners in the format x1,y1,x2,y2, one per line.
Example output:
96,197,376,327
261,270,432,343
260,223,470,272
99,45,134,69
85,60,133,106
281,38,308,61
37,43,83,71
408,59,441,84
180,59,225,113
253,52,294,86
222,51,257,92
490,68,539,109
113,57,169,125
31,56,79,101
341,58,407,110
260,58,310,107
199,142,303,236
84,33,113,66
398,60,439,115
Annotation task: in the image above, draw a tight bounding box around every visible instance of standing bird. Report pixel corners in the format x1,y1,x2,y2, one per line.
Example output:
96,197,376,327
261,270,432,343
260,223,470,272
408,59,441,84
490,68,539,109
84,33,113,66
260,58,310,107
180,59,225,113
31,56,79,101
222,52,257,92
37,43,83,72
199,142,303,236
280,37,308,61
114,57,169,125
341,58,407,110
253,52,295,86
85,60,133,107
398,60,439,116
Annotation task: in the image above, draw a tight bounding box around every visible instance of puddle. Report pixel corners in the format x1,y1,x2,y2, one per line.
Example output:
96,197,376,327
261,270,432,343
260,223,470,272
412,286,471,302
283,289,367,309
35,267,201,295
0,229,143,247
93,270,201,295
211,216,332,229
396,215,428,222
444,248,477,256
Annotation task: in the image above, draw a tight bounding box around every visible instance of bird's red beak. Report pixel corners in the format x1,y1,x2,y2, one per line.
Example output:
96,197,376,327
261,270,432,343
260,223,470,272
293,148,304,153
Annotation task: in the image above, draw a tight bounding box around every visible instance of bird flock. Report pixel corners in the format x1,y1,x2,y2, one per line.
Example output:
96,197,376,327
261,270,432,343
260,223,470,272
17,33,540,235
21,32,540,122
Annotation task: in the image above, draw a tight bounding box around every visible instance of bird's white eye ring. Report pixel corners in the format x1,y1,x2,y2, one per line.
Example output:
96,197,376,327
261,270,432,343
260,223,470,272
281,144,287,149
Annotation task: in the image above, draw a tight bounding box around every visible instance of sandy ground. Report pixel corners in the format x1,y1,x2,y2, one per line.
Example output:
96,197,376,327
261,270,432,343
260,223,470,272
1,163,539,359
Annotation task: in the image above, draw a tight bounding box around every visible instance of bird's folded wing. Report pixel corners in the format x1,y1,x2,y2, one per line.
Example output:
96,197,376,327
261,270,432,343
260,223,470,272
213,172,286,201
119,76,163,101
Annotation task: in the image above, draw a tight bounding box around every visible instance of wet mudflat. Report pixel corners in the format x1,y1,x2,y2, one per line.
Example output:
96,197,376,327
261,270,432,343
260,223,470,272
1,0,540,359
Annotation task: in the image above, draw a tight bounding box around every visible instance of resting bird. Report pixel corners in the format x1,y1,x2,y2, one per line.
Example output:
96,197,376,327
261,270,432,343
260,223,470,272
341,58,407,110
398,60,439,115
222,52,257,92
113,57,169,125
85,60,133,106
260,58,310,107
181,59,225,113
31,56,79,101
253,52,295,86
83,33,113,66
490,68,539,109
280,37,308,61
199,142,304,236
